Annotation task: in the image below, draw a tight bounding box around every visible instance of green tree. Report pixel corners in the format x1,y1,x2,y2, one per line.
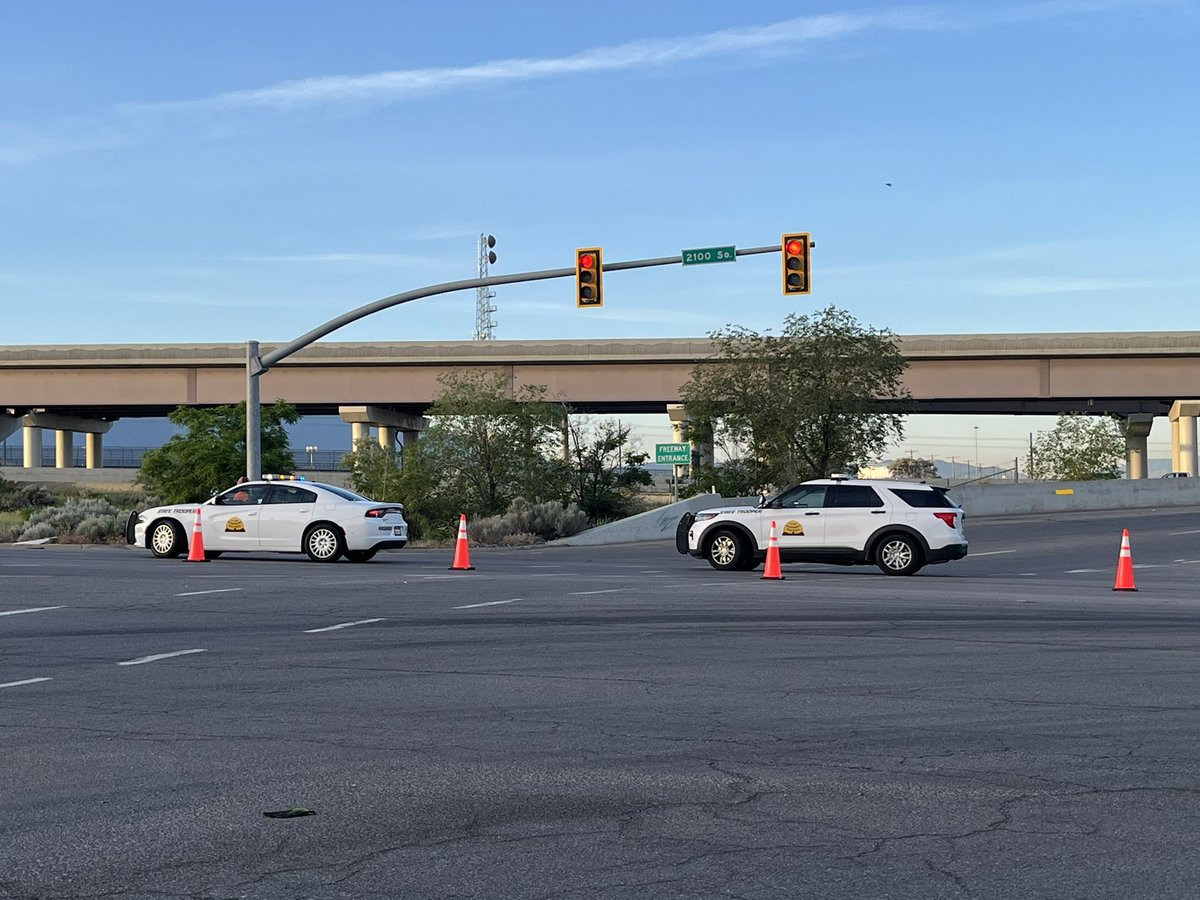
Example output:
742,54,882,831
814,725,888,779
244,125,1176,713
680,306,911,489
137,401,299,502
414,369,570,519
565,417,653,521
341,437,404,501
889,456,939,480
1026,413,1124,480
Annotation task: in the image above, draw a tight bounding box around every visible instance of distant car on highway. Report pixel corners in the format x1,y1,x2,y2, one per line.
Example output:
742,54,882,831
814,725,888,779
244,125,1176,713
676,475,967,576
126,476,408,562
1161,472,1190,478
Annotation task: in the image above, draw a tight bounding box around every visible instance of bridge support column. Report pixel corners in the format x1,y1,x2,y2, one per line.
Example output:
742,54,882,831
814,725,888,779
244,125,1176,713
21,412,114,471
340,406,428,455
22,426,43,468
86,433,104,469
1169,401,1200,477
1122,414,1154,480
55,431,75,468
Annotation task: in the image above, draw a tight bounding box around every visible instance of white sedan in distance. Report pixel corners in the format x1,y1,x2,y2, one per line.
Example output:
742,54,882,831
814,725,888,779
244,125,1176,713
126,476,408,562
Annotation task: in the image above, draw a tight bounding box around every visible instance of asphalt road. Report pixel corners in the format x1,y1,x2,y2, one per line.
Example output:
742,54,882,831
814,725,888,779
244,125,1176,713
3,508,1200,899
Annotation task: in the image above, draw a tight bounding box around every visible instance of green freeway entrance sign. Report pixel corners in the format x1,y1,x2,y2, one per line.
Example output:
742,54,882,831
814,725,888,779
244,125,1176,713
656,442,692,465
681,246,735,266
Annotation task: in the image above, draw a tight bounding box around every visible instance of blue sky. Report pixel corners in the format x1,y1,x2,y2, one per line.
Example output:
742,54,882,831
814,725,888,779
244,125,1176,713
2,0,1197,465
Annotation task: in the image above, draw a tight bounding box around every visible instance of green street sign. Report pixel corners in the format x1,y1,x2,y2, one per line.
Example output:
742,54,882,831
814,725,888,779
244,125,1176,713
681,246,735,266
656,442,692,464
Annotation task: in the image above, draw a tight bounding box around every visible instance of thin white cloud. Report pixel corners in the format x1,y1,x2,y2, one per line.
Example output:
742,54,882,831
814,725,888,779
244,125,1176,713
1,0,1178,163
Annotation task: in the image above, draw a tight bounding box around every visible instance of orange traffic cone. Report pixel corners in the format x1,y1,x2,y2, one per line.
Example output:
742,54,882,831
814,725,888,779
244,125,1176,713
186,507,208,563
449,513,475,571
1113,528,1136,591
761,520,784,580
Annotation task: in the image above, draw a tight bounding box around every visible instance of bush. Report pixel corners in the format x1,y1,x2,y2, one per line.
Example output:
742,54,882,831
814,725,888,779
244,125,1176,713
18,497,130,544
0,480,55,512
15,521,57,542
469,498,589,546
0,511,26,543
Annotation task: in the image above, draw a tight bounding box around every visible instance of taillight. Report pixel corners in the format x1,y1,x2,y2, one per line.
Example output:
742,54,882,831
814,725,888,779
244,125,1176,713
365,506,403,518
933,512,957,528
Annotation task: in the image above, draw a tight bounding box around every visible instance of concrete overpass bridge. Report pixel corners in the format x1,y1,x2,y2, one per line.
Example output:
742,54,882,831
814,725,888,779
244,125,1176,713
3,331,1200,477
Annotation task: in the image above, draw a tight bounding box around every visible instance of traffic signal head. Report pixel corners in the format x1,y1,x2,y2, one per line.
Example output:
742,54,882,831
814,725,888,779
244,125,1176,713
782,232,811,295
576,247,603,308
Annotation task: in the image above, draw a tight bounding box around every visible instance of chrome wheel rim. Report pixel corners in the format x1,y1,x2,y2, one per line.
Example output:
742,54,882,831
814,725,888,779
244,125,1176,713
151,524,176,555
881,539,913,571
710,535,737,567
308,528,339,560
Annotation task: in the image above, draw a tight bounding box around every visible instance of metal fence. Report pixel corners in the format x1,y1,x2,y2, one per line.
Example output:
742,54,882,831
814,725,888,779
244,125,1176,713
0,445,351,472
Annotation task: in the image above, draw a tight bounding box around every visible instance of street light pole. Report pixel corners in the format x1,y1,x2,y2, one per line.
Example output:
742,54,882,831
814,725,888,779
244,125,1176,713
974,426,980,477
242,244,783,480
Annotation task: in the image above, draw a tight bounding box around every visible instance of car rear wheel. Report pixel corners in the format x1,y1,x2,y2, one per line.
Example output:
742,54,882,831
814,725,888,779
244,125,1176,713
303,524,345,562
345,549,378,563
149,520,186,558
876,534,922,576
705,529,748,571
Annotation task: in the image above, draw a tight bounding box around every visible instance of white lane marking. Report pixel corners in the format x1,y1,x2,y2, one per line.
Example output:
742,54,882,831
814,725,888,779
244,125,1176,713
569,589,622,596
968,550,1017,557
528,565,561,568
304,618,387,633
1169,529,1200,535
1066,569,1101,573
175,588,243,597
118,649,207,666
0,606,64,616
188,574,278,578
1134,564,1167,569
0,575,52,578
1,677,53,689
454,599,520,609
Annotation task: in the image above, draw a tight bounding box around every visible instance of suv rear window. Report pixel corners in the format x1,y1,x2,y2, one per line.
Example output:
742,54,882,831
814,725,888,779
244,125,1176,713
889,488,958,509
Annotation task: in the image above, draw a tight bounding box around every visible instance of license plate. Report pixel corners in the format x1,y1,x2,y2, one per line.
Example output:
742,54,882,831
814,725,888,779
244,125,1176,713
394,526,404,536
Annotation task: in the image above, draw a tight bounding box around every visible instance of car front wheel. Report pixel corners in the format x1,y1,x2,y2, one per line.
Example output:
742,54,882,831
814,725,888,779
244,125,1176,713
149,520,186,558
303,524,345,562
876,534,922,576
705,529,747,571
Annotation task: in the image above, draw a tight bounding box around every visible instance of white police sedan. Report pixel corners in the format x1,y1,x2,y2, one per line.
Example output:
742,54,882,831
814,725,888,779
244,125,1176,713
126,476,408,562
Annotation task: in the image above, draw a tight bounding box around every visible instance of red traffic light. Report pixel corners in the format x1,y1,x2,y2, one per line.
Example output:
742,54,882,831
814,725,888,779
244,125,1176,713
576,247,604,308
781,232,811,296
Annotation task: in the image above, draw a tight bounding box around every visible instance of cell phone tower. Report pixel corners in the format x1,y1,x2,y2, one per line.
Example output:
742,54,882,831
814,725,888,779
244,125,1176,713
474,233,497,340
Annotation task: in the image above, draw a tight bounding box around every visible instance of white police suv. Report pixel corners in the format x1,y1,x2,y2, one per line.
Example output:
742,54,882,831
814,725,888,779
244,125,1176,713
676,475,967,576
126,476,408,563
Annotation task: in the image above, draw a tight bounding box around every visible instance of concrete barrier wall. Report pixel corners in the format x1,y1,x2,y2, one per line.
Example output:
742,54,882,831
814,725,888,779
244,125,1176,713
553,494,759,547
949,478,1200,517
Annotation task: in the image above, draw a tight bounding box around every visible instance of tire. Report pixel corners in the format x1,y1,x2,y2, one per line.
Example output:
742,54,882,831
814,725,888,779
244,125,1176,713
345,549,378,563
149,520,186,559
303,523,345,562
705,529,748,572
876,534,922,576
735,557,762,572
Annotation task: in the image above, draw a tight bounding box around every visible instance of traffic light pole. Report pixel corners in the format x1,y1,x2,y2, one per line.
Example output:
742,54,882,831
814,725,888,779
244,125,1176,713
245,244,781,479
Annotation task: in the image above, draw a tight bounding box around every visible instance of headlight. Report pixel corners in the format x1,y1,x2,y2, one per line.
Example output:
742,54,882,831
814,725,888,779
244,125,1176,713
693,511,718,522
